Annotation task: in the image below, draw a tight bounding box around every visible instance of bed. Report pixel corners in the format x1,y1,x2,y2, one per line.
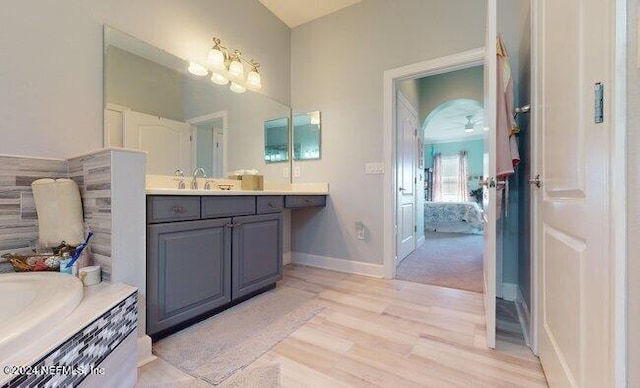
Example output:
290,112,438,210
424,201,485,235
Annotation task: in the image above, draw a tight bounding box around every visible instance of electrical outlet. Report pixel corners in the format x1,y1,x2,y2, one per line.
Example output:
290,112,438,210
294,166,301,177
356,221,365,240
283,167,289,178
365,162,384,174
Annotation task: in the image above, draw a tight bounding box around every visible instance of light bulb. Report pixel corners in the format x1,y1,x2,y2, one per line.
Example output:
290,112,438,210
229,82,246,94
210,72,229,85
229,59,244,80
187,61,208,76
247,69,262,89
208,48,225,69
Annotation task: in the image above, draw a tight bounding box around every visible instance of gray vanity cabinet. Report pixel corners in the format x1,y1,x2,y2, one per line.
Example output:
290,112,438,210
147,218,231,335
231,213,283,300
147,193,325,337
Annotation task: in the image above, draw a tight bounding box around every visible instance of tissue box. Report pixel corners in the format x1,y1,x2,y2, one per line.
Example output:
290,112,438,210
240,175,264,190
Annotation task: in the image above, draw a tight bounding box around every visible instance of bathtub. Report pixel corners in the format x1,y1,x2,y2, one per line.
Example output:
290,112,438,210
0,272,83,358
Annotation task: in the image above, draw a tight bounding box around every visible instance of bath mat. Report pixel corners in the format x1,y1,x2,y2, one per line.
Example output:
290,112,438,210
153,286,322,385
157,364,281,388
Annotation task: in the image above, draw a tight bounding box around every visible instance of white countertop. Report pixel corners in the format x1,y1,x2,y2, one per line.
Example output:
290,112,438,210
145,180,329,196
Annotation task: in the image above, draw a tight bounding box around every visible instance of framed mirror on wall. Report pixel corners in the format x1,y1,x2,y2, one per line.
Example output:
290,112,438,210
264,117,290,163
103,25,293,183
293,111,321,161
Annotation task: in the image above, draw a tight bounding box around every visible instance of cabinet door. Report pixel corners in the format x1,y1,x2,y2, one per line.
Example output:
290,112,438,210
147,218,231,335
231,213,282,300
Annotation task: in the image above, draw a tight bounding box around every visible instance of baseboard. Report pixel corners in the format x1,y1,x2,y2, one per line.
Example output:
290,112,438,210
137,334,156,367
515,286,532,347
283,251,292,265
292,252,384,278
502,283,518,301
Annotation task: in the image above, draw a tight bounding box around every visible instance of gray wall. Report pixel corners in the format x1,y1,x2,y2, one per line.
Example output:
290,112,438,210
627,1,639,386
419,66,484,125
0,0,290,159
497,0,531,294
290,0,486,264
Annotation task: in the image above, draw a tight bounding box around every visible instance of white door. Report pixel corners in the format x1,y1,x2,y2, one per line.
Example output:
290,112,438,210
534,0,614,386
123,110,192,175
482,0,498,349
396,92,417,262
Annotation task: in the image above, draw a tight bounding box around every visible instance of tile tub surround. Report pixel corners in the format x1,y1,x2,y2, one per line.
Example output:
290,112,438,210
68,150,113,281
0,150,115,281
0,283,138,387
0,155,67,253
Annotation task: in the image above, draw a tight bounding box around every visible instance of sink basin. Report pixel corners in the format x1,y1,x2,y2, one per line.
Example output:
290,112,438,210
0,272,83,357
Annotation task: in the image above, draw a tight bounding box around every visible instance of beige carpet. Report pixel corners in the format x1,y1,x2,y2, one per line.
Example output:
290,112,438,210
396,232,484,293
153,286,322,385
160,365,281,387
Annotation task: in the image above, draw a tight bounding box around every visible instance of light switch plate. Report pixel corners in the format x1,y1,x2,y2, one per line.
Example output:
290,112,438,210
365,162,384,174
283,167,290,178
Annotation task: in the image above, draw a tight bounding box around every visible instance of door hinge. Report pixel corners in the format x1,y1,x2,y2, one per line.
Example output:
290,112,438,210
594,82,604,124
190,135,193,141
414,225,417,232
414,177,417,185
414,129,417,137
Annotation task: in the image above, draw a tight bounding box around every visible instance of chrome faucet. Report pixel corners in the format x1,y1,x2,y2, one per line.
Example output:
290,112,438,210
174,169,186,189
191,167,207,189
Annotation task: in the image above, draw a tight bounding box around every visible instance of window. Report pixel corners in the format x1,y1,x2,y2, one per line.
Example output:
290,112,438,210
440,155,461,202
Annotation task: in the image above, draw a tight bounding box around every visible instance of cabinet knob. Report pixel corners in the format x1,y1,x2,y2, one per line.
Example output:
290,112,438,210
171,205,186,213
304,199,311,204
268,202,275,208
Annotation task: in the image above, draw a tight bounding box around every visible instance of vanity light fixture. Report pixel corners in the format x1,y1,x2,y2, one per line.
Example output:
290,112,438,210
203,37,262,93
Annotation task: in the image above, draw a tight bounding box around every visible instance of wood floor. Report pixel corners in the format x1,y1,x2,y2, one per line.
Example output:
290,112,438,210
138,264,548,387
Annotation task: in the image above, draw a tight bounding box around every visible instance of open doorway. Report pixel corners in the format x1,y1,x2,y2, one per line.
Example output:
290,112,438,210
395,66,486,295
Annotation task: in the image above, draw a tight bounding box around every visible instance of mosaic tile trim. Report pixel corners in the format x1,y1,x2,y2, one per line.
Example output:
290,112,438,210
0,156,68,253
2,292,137,388
68,150,113,281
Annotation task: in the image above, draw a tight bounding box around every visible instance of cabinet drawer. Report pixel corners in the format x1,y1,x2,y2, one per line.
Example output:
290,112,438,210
256,196,284,214
147,196,201,223
285,195,326,208
201,196,256,218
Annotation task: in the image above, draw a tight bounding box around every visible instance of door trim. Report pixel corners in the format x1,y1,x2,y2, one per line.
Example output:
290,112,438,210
383,48,484,280
188,110,229,177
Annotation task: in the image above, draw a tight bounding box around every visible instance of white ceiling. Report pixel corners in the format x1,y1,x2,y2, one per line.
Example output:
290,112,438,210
259,0,362,28
423,99,485,143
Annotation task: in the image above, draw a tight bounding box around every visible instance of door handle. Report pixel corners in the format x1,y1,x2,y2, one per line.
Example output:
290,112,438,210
399,187,405,192
529,174,542,188
478,177,495,188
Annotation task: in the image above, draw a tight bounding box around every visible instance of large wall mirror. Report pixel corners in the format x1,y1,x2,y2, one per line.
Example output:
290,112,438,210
103,26,292,183
293,111,321,161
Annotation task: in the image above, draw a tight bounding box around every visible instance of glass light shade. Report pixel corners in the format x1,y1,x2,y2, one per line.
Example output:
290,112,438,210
464,128,474,133
228,59,244,79
229,82,246,94
187,61,208,76
247,70,262,89
207,48,225,69
210,72,229,85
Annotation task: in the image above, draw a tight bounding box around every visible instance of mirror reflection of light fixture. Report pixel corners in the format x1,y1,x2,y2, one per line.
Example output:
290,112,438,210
210,72,229,85
310,112,320,125
188,61,208,76
229,82,246,94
